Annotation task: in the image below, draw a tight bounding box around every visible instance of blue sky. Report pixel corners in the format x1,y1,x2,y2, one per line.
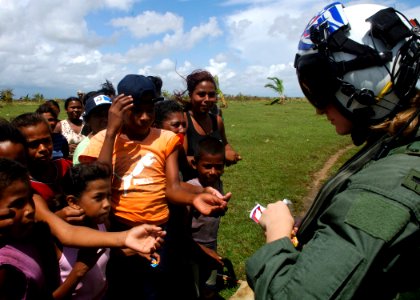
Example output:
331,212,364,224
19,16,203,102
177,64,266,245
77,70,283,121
0,0,418,99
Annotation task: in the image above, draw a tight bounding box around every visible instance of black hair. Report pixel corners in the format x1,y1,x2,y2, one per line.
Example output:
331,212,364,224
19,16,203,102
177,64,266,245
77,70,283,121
11,112,50,132
51,162,111,211
0,158,29,198
174,69,217,110
64,96,82,109
148,76,163,96
35,103,58,119
186,70,217,95
194,136,225,162
0,118,27,146
98,79,116,98
64,162,111,197
154,100,185,128
81,91,99,107
45,99,60,112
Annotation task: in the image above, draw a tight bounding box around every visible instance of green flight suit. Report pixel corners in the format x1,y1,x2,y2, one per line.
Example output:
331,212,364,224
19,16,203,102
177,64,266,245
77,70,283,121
246,135,420,299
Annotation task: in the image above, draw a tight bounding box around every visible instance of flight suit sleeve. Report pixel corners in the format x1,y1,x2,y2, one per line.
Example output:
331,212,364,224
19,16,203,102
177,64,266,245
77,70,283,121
246,187,411,300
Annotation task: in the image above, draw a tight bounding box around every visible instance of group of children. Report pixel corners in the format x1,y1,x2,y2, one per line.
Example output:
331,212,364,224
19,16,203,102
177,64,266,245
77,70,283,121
0,70,241,299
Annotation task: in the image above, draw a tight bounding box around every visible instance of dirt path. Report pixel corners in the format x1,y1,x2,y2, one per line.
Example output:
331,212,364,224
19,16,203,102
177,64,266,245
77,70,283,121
301,144,354,214
229,145,354,300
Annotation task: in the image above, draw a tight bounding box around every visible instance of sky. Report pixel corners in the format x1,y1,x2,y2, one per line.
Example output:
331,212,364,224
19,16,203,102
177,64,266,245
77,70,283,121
0,0,418,99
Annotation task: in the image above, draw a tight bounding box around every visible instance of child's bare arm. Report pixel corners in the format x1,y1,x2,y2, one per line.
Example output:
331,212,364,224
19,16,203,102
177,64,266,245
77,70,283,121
52,248,106,299
182,134,195,168
33,194,165,252
217,115,241,165
97,94,133,166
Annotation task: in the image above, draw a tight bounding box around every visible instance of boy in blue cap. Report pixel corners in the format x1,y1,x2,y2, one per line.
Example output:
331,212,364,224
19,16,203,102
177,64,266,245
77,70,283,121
73,93,112,164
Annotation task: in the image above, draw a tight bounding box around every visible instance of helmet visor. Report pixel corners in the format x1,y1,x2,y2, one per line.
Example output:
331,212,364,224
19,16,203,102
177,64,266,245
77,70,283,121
295,53,341,109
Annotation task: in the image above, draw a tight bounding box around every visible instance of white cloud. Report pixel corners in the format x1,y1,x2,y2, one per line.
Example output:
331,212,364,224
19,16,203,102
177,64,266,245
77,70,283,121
0,0,418,98
102,0,136,10
111,11,184,38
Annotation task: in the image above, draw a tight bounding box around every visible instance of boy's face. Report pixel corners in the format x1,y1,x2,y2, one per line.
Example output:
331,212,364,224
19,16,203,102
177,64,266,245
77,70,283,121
195,152,225,186
0,179,35,239
124,100,155,138
162,112,187,135
41,112,58,131
74,178,111,224
19,122,53,162
88,105,110,135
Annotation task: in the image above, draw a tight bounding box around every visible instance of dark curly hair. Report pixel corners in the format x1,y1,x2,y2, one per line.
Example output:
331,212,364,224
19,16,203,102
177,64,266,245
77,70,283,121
154,100,185,128
50,162,111,212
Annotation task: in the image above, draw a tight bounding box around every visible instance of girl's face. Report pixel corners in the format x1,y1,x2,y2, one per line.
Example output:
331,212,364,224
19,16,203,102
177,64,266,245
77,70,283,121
161,112,187,135
75,178,111,224
190,81,217,114
317,104,353,135
41,112,58,131
66,100,83,121
19,122,53,162
0,179,35,240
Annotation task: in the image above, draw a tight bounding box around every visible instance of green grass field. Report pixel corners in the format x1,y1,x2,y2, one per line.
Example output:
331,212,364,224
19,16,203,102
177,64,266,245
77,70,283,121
0,99,355,298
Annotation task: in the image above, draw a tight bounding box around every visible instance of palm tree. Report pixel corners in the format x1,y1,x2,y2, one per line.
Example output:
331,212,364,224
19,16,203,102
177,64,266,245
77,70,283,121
264,77,285,104
214,75,228,108
32,93,45,103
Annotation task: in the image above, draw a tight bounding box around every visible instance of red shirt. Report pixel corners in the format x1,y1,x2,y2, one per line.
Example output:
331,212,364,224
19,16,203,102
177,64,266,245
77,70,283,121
30,158,72,204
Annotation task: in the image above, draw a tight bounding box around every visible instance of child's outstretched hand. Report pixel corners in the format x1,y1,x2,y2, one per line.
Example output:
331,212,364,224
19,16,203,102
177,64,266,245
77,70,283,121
203,187,232,201
192,193,229,216
138,251,161,266
124,224,166,254
106,94,133,136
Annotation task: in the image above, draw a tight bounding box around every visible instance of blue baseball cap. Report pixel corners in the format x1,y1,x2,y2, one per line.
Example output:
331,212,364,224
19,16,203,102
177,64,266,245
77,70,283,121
83,93,112,120
117,74,162,105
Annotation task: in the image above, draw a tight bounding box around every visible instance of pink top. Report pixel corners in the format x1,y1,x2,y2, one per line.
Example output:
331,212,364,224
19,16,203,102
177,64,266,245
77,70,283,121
59,224,110,300
0,242,47,299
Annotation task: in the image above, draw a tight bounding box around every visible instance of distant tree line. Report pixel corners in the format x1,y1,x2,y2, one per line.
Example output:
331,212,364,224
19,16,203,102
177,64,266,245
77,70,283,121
1,84,301,105
0,88,64,103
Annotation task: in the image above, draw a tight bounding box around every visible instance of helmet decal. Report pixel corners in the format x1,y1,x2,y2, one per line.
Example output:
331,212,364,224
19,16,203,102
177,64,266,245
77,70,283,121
298,2,348,51
296,2,418,129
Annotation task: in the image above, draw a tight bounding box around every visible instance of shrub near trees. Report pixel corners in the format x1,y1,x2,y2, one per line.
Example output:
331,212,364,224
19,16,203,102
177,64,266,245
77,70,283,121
0,88,14,103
